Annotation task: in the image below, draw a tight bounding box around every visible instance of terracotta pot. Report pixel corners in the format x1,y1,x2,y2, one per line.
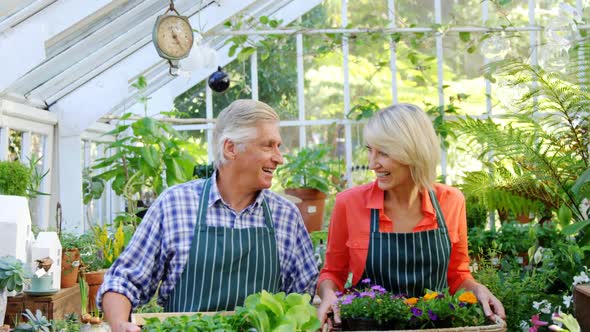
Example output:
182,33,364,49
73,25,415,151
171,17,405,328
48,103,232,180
61,248,80,289
284,188,327,233
84,270,106,313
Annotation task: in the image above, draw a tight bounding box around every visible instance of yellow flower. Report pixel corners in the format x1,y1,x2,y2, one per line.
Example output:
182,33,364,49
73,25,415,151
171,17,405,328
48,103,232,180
423,292,439,301
404,297,418,306
458,291,478,304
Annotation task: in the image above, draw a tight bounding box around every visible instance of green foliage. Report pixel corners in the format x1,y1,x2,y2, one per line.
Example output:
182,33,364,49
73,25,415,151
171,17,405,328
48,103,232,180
474,260,560,331
236,291,321,332
0,256,31,293
83,77,205,219
51,313,80,332
276,145,341,193
454,60,590,224
496,221,535,255
142,291,320,331
0,160,30,196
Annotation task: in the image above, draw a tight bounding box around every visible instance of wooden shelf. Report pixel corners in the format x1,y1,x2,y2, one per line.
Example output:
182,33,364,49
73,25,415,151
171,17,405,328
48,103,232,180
3,286,81,327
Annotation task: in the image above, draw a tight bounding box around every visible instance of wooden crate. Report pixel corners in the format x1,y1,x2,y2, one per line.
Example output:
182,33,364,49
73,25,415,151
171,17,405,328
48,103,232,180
3,286,81,327
574,283,590,332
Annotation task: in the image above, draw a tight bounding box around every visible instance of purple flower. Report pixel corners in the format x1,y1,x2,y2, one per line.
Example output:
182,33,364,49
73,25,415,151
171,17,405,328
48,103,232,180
459,302,467,308
428,310,438,321
360,291,375,299
436,293,445,299
371,285,386,293
335,291,342,297
449,303,456,311
411,307,423,317
341,294,356,305
361,278,371,284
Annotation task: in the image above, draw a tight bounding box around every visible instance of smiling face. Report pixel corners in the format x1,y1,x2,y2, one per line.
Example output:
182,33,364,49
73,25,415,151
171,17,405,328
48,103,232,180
367,145,414,191
234,121,284,191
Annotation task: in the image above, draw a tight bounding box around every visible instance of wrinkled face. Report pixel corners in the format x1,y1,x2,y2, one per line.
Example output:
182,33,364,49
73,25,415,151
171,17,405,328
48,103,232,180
235,121,284,191
367,145,413,191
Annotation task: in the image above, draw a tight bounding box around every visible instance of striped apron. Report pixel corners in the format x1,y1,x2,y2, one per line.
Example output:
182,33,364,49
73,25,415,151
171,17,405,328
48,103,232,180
361,190,451,297
165,178,281,312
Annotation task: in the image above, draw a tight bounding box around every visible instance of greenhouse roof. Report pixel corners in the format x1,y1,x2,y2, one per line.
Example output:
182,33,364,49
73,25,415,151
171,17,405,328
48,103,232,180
0,0,319,134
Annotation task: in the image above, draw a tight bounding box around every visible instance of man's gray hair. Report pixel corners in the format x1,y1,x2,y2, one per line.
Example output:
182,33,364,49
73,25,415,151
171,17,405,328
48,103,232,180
212,99,279,168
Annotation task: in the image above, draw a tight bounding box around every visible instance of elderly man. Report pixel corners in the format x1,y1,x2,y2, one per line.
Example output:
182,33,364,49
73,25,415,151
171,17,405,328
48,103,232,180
98,99,318,332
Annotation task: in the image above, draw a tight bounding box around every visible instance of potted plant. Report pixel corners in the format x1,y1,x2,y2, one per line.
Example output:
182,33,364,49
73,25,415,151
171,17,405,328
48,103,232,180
0,256,31,326
276,145,342,232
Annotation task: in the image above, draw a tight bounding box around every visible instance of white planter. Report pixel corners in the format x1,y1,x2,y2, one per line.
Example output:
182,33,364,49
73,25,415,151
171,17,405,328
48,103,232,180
31,232,62,290
0,195,32,263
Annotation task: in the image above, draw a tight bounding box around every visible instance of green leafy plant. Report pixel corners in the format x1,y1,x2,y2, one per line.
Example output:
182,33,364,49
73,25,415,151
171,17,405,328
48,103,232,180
276,145,341,193
236,291,321,332
0,256,32,293
83,76,204,219
452,60,590,225
0,160,30,197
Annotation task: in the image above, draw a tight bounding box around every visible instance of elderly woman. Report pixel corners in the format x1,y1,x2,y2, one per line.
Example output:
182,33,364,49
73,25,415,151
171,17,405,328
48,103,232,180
317,103,505,325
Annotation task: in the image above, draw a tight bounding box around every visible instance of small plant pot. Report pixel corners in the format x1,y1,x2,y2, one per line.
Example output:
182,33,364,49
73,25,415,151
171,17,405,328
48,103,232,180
285,188,327,233
30,275,53,291
84,270,107,313
61,248,80,288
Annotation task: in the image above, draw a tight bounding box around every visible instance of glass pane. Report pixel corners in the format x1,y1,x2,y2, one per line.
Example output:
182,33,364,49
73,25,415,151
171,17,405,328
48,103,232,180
258,36,298,121
279,125,301,154
304,34,344,119
30,133,44,161
294,0,341,29
8,129,22,161
490,33,532,115
174,58,253,119
174,82,206,119
349,29,392,114
443,0,482,25
347,0,389,28
443,33,487,115
350,122,373,187
487,1,530,27
395,32,438,108
396,0,434,27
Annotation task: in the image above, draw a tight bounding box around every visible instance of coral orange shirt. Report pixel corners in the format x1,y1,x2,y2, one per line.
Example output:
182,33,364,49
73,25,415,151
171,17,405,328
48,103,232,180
318,181,474,294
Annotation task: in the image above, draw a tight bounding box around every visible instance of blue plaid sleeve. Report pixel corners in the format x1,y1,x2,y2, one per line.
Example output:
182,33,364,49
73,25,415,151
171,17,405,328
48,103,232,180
268,192,319,295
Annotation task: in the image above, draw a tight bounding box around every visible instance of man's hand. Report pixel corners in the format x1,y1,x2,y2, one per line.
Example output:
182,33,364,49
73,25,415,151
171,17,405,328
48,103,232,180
110,321,140,332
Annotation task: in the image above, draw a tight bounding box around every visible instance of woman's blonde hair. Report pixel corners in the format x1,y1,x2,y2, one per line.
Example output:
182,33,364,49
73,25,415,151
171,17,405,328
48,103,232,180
364,103,440,190
212,99,279,168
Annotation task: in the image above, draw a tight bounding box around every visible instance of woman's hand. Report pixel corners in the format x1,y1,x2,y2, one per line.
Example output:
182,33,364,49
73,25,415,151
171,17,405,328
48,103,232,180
463,280,505,320
317,280,341,329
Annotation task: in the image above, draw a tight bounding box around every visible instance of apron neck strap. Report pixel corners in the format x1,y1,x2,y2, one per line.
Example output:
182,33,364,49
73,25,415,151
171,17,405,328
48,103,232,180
370,189,447,232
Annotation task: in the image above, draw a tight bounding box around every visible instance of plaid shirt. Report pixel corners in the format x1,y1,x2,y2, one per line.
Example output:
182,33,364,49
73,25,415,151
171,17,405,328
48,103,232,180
97,176,319,309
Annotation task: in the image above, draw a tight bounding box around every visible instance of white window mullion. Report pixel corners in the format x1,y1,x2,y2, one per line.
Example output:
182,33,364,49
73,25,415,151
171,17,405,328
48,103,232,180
0,127,8,161
206,85,214,163
296,32,306,148
342,0,353,188
251,50,259,101
20,131,31,163
389,0,398,103
434,0,446,182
